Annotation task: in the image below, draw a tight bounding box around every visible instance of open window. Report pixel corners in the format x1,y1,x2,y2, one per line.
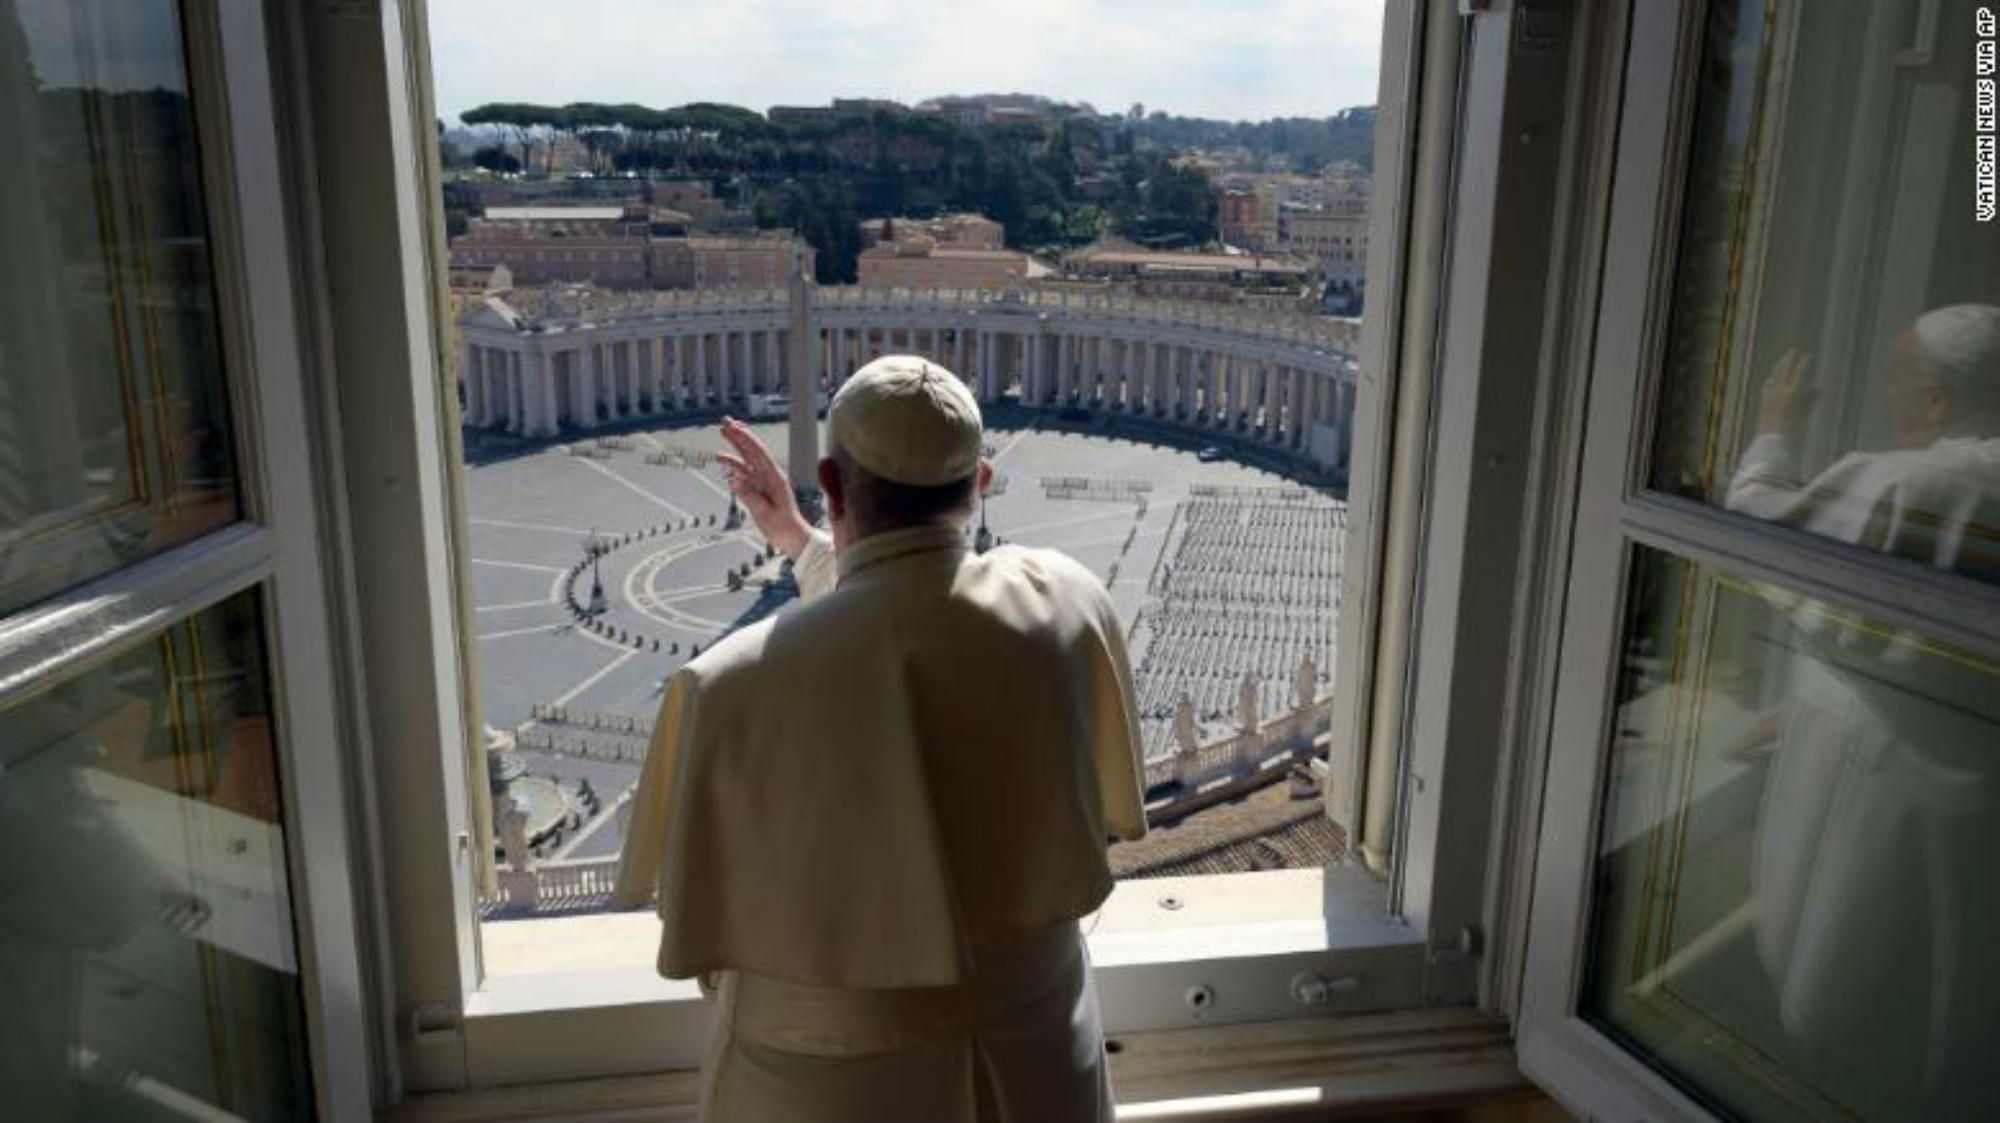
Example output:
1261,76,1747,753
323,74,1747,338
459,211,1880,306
0,1,370,1116
323,0,1556,1098
1520,1,2000,1120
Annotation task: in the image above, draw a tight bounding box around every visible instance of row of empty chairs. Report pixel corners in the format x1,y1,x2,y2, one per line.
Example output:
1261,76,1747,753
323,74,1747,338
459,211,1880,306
1130,491,1346,763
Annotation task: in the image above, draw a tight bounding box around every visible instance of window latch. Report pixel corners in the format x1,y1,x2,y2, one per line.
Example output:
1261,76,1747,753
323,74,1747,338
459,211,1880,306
1291,971,1361,1006
1428,924,1483,963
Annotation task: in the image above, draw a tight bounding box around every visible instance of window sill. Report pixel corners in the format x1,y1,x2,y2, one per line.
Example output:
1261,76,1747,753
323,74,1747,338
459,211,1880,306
476,865,1404,983
460,865,1428,1086
394,1006,1531,1123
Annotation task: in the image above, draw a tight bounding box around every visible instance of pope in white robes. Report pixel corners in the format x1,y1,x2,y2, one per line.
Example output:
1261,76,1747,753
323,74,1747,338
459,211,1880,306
614,355,1147,1123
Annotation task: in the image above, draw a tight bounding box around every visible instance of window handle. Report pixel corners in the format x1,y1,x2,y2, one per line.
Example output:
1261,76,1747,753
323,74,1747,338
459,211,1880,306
1291,971,1361,1006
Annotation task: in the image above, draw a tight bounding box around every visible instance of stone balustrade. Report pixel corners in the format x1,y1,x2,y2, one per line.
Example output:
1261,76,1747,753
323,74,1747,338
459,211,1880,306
1144,699,1331,793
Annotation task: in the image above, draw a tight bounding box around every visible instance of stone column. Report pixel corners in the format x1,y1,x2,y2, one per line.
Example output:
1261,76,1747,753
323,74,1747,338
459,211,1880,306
1240,357,1256,433
462,344,483,426
1206,351,1224,426
1190,349,1206,421
1025,331,1043,405
602,342,618,418
1257,362,1275,443
1086,337,1101,407
676,334,690,406
1291,368,1308,449
537,349,557,434
1276,365,1290,445
498,354,514,428
520,349,539,434
1180,347,1197,419
1272,363,1288,441
612,341,629,418
1212,352,1229,429
1241,358,1258,435
638,337,658,413
500,349,524,433
720,330,732,402
605,342,621,419
1140,341,1156,416
487,346,506,428
700,327,716,401
500,352,520,434
662,335,679,409
576,345,598,426
470,350,487,428
681,333,698,407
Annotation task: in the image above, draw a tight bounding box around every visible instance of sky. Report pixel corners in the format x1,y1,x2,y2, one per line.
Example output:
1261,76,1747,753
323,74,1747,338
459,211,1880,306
428,0,1384,126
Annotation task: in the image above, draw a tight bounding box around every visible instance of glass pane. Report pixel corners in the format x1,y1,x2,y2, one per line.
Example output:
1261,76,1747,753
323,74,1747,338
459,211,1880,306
1584,546,2000,1122
1651,0,2000,583
0,0,241,615
0,591,314,1121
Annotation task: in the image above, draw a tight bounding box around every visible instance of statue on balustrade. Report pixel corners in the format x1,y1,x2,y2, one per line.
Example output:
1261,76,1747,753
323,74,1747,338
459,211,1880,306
1239,670,1262,735
1294,654,1318,710
1173,694,1199,753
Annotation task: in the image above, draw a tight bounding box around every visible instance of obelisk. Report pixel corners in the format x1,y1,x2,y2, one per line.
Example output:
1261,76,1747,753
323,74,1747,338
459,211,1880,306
785,240,820,507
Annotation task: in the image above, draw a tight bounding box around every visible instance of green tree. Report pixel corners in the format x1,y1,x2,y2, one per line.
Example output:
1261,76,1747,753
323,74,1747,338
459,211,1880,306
471,144,521,174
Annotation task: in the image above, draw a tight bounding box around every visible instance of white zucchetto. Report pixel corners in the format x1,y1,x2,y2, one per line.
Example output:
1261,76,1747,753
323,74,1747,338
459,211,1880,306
1914,304,2000,386
828,355,983,486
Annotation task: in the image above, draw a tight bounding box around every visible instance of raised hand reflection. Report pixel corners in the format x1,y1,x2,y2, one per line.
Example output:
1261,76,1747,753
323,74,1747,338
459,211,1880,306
1725,304,2000,581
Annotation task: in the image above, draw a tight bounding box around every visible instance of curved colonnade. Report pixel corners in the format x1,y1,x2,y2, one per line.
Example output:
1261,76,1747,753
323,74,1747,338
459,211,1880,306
460,287,1359,469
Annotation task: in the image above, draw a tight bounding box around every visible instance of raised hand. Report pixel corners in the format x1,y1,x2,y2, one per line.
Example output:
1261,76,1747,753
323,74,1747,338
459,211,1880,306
716,417,813,559
1755,349,1814,437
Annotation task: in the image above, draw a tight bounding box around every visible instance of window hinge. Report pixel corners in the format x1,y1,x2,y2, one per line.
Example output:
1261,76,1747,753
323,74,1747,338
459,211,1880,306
410,1002,464,1048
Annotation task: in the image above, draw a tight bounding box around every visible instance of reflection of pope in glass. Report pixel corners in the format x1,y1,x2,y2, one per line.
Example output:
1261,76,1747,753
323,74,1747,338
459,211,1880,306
1726,305,2000,1117
1728,304,2000,579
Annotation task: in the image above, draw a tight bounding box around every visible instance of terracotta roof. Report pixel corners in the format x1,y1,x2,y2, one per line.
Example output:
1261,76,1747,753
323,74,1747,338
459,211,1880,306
1109,771,1345,879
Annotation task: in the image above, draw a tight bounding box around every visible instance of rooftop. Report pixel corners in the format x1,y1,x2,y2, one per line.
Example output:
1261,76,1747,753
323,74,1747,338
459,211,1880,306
485,206,630,222
1110,768,1345,878
1070,247,1313,275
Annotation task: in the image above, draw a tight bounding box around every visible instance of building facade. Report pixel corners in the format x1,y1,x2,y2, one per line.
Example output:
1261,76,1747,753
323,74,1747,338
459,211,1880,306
1286,209,1371,291
857,242,1032,289
450,205,806,291
1217,188,1264,248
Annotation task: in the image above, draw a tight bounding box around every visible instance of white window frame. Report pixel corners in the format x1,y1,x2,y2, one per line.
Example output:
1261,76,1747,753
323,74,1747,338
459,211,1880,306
280,0,1626,1103
0,1,374,1117
1515,1,2000,1120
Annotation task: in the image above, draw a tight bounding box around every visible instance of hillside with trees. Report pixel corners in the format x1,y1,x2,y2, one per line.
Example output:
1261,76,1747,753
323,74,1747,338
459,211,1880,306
449,99,1374,283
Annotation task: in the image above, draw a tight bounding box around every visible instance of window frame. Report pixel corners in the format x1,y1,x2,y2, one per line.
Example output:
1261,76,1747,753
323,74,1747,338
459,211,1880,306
297,0,1619,1100
1515,1,2000,1119
0,0,375,1116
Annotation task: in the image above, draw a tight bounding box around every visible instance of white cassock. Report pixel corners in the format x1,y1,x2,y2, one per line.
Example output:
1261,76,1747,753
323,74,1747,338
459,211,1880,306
1725,433,2000,1115
615,522,1147,1123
